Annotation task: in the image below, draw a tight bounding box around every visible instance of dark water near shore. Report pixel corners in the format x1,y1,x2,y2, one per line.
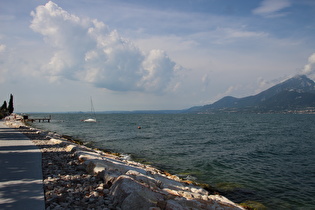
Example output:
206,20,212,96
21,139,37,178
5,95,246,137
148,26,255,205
29,113,315,209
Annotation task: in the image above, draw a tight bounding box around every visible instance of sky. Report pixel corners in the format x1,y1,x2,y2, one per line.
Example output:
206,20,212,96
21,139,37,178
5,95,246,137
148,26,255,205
1,0,315,112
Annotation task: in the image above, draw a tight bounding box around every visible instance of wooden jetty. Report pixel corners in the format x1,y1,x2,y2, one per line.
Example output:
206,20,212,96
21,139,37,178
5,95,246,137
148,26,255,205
23,115,51,123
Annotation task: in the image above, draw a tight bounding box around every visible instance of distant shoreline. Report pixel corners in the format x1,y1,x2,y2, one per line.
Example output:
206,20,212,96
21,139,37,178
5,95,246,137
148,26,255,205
20,108,315,115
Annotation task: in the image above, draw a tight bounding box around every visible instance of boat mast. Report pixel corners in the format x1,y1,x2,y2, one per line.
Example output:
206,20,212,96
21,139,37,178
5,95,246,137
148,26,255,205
90,97,96,118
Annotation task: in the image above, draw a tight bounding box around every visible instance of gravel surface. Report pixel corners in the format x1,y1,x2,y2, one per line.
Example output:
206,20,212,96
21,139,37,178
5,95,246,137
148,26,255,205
18,127,117,210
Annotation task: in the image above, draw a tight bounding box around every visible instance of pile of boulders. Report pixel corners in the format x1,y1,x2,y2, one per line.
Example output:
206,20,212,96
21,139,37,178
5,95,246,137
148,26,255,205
7,120,244,210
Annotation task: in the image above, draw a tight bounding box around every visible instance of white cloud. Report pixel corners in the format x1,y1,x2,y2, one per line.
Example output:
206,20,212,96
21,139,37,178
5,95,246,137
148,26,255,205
0,44,7,83
0,44,6,52
201,73,210,92
30,1,178,93
204,27,269,45
219,27,268,39
256,77,279,94
301,53,315,79
252,0,291,17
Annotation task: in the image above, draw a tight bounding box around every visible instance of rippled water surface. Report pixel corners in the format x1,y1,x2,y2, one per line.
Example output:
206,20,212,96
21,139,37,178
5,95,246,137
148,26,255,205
30,113,315,209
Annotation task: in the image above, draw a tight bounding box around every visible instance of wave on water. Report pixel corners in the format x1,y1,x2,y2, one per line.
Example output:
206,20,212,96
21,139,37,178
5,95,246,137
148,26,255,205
119,153,132,161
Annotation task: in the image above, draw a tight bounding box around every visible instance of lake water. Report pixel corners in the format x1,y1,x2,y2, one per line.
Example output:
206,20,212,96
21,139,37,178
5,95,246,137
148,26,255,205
29,113,315,209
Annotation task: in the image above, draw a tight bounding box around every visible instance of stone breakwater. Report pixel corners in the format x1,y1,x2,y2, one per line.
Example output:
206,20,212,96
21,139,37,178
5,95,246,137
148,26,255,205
5,120,245,210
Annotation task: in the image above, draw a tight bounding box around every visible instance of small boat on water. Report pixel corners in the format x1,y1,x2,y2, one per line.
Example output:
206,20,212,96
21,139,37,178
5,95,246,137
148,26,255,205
83,118,96,123
83,97,97,123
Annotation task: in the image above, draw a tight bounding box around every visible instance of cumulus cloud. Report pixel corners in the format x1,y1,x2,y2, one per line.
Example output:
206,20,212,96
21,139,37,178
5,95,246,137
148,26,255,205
30,1,178,93
301,53,315,78
252,0,291,17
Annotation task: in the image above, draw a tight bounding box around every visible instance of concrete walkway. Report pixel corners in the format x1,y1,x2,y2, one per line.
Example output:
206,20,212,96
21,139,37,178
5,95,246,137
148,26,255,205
0,121,45,210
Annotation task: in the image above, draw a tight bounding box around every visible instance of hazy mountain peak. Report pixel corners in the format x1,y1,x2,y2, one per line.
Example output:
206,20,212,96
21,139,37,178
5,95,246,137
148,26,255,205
276,74,315,93
189,75,315,113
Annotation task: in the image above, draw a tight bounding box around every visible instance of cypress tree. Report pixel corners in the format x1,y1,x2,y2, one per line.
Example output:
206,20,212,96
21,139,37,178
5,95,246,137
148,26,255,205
0,100,8,119
8,94,14,114
0,101,7,111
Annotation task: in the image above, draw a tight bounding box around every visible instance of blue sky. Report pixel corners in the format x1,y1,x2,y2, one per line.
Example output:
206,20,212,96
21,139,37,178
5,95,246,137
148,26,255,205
1,0,315,112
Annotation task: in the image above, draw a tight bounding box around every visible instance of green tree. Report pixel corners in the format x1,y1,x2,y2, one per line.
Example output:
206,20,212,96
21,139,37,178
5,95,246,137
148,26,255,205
1,101,7,111
0,100,8,119
8,94,14,114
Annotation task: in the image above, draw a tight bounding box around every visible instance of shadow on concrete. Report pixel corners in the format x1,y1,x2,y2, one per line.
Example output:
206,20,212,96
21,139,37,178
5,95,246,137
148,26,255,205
0,180,44,209
0,122,45,209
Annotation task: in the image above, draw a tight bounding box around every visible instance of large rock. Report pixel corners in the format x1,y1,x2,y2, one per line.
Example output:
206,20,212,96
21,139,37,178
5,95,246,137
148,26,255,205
99,169,122,188
126,170,162,191
207,195,244,209
165,199,189,210
110,175,164,210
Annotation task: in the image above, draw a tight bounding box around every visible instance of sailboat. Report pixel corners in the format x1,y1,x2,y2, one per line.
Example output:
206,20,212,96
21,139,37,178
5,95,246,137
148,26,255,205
83,97,97,122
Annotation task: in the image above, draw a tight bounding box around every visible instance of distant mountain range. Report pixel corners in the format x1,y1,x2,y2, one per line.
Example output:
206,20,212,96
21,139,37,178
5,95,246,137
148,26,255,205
186,75,315,114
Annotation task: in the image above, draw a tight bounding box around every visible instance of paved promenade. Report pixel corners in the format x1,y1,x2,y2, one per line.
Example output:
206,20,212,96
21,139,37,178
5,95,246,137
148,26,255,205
0,121,45,210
